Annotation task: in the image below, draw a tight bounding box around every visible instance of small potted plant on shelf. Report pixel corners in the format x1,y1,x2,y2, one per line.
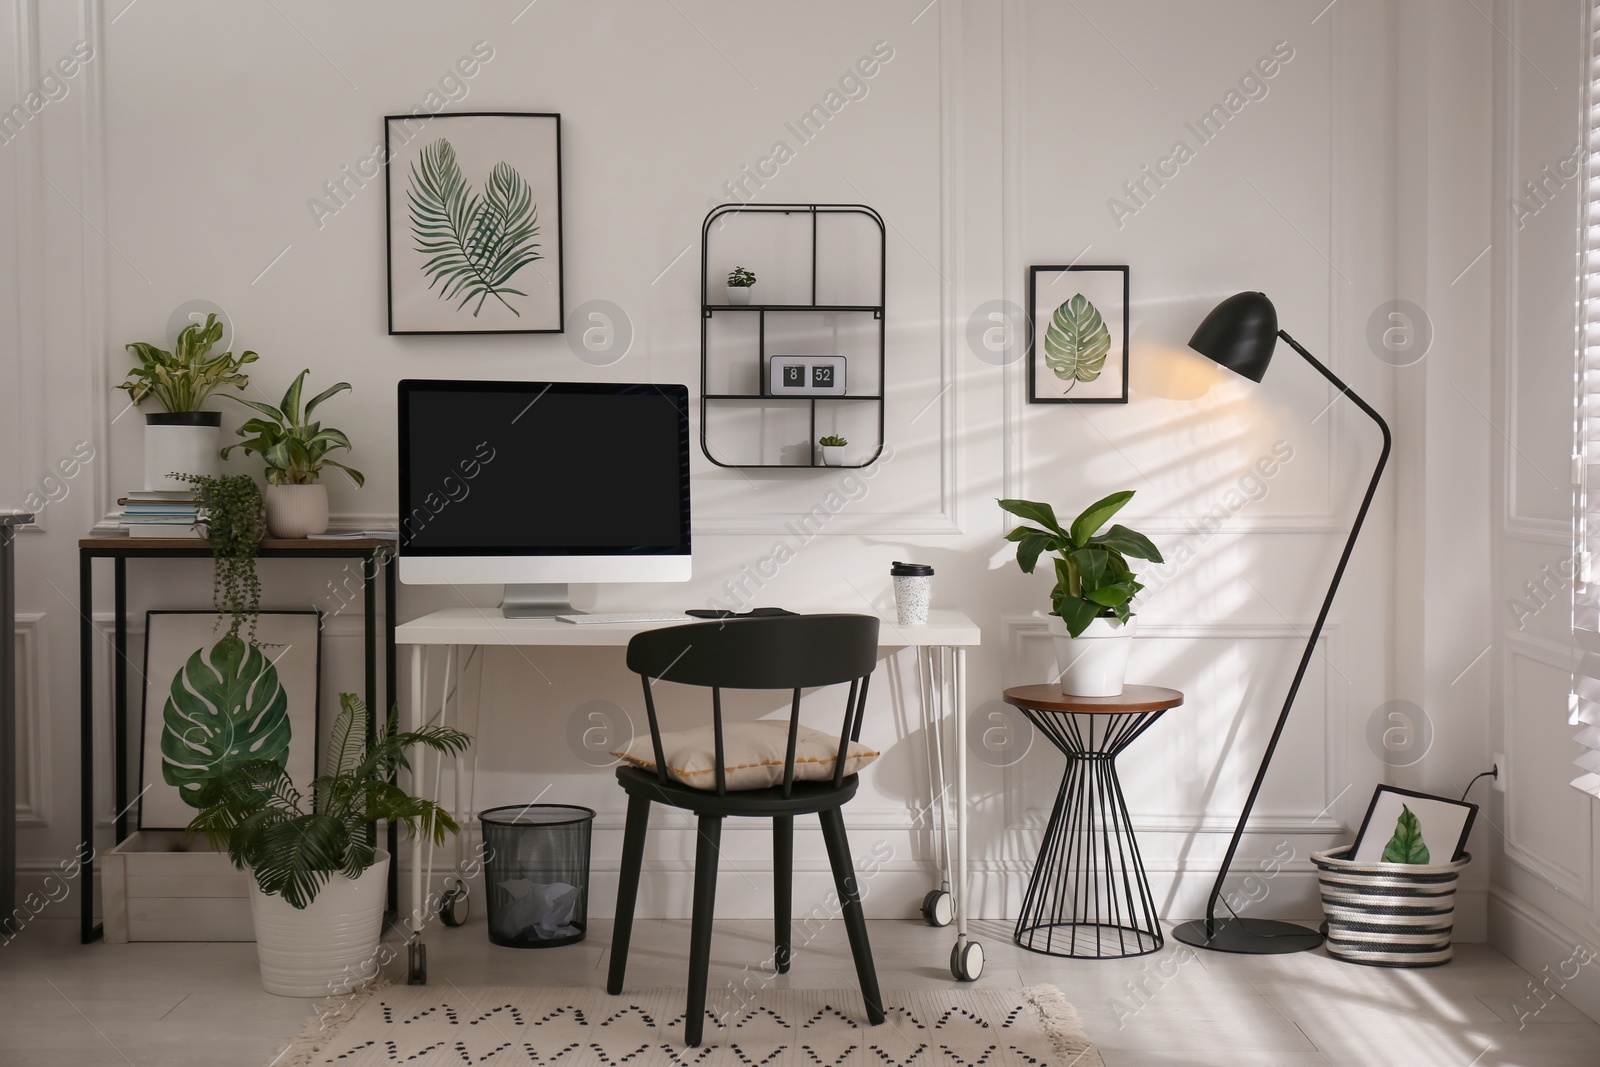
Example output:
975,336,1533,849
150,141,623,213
727,265,757,305
187,693,471,996
818,434,848,466
222,368,365,539
1000,491,1163,696
117,314,257,491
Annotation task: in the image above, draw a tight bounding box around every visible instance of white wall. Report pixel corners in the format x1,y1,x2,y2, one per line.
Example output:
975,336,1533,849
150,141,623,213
3,0,1492,941
1486,0,1600,1023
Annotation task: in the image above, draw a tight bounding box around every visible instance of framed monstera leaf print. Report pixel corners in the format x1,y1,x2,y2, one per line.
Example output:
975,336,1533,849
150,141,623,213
1028,265,1129,403
385,112,564,334
137,611,322,831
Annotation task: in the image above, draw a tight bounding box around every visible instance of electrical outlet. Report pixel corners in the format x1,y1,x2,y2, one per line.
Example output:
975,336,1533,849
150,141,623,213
1492,752,1508,793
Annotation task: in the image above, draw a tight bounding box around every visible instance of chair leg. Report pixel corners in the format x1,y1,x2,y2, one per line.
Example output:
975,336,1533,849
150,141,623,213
685,813,723,1047
606,794,651,996
819,807,884,1026
773,816,793,974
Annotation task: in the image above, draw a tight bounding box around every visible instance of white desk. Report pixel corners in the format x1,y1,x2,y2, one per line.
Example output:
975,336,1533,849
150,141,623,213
394,607,986,980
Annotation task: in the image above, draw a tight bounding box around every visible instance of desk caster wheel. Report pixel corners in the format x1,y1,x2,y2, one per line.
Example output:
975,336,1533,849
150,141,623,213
440,882,470,928
407,941,427,985
950,939,983,982
921,889,953,927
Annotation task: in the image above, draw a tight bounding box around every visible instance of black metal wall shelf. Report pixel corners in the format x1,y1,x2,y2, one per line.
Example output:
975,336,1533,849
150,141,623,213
699,203,887,469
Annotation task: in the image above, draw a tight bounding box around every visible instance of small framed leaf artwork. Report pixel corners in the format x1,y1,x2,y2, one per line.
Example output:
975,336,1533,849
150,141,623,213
1349,785,1477,864
137,611,322,832
384,112,564,334
1027,264,1129,403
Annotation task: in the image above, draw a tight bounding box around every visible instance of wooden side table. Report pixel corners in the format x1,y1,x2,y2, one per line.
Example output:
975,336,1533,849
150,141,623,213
1002,684,1183,960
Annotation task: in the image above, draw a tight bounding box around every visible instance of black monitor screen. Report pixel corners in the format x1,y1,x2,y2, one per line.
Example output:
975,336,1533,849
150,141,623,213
398,381,690,555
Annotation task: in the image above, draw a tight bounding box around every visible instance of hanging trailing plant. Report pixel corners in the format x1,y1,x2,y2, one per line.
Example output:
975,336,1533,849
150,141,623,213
178,473,266,642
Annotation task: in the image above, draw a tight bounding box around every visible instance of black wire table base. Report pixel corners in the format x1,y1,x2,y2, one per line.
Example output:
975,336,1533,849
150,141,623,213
1013,707,1169,960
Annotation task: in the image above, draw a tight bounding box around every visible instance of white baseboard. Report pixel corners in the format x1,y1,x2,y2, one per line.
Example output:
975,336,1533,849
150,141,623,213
1487,887,1600,1025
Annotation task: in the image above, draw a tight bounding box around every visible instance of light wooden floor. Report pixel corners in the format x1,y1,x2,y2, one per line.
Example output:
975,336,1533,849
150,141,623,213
3,915,1597,1066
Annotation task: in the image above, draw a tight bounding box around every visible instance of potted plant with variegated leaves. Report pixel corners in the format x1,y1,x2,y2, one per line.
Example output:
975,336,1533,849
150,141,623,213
727,265,756,305
117,313,257,491
222,368,364,538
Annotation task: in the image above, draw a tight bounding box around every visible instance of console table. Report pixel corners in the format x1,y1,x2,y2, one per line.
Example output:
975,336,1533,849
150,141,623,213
76,535,397,943
1002,683,1184,960
394,608,984,982
1,514,33,933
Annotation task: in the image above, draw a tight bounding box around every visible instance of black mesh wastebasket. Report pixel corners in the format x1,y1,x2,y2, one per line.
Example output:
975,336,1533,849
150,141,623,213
480,804,596,949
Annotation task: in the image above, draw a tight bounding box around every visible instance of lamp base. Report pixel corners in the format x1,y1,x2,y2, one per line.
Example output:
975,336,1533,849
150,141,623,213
1171,917,1324,955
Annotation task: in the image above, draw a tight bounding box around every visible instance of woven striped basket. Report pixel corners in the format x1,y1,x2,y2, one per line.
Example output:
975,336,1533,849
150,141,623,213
1311,846,1469,967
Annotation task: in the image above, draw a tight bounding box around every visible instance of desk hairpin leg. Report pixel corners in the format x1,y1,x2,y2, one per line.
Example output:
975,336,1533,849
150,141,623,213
407,644,428,984
916,649,956,930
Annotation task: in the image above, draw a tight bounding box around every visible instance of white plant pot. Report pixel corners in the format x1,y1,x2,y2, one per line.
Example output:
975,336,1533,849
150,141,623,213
820,445,846,466
1048,614,1134,696
727,285,753,305
249,850,389,997
264,483,329,539
143,412,221,491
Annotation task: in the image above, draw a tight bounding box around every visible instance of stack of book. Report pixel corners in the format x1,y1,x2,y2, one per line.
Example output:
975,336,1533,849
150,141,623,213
119,490,201,538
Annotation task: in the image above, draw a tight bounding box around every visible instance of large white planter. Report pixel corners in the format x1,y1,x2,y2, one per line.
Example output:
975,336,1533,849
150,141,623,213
1048,614,1134,696
264,483,329,538
143,412,221,491
249,850,389,997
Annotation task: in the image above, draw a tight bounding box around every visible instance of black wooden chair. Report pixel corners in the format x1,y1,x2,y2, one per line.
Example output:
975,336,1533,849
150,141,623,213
606,614,884,1047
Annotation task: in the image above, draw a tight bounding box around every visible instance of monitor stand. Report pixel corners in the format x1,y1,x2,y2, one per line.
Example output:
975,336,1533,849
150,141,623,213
501,584,582,619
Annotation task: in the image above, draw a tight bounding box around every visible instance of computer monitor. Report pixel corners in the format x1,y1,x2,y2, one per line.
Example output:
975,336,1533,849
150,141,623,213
397,380,691,617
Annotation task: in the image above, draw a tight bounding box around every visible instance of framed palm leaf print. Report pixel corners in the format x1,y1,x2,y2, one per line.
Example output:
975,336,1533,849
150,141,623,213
385,112,564,334
1028,265,1129,403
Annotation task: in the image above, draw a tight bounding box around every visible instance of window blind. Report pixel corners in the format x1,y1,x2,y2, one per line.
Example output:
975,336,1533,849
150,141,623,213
1571,0,1600,797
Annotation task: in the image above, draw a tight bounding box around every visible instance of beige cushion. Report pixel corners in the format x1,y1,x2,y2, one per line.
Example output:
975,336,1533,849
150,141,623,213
611,720,879,791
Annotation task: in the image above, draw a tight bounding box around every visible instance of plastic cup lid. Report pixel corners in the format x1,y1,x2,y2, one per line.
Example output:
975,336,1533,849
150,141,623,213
891,561,934,576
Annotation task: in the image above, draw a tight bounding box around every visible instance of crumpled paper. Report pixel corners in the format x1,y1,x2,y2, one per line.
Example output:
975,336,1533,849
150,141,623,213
496,879,580,940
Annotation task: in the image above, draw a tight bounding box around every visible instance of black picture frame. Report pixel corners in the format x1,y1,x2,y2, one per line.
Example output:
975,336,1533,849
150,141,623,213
1349,784,1478,863
137,611,323,832
1027,264,1130,404
384,111,565,335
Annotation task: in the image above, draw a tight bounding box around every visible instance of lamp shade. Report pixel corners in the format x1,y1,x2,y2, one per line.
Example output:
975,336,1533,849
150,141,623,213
1188,291,1279,383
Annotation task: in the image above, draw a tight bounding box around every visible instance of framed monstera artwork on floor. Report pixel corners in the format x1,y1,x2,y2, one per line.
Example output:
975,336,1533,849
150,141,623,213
136,611,323,832
385,111,565,334
1028,264,1130,404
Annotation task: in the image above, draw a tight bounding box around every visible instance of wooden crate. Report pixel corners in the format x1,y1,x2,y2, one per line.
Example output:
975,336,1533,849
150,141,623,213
102,831,254,942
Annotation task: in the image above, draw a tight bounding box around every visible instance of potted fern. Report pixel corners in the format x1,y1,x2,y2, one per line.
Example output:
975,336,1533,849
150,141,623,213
222,368,364,538
188,693,470,996
117,314,257,491
1000,491,1163,696
727,265,756,305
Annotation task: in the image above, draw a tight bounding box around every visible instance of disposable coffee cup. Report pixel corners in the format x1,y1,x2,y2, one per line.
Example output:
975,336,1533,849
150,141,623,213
891,561,934,626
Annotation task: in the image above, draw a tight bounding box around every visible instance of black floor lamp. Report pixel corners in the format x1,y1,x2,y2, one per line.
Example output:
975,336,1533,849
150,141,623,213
1171,292,1392,955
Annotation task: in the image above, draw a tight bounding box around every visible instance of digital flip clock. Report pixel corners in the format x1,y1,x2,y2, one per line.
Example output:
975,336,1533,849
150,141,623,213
768,355,847,397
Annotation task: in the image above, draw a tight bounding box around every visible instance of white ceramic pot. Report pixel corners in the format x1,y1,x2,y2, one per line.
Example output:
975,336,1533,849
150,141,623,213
1048,614,1134,696
727,285,753,305
143,412,221,491
264,483,329,538
820,445,845,466
249,850,389,997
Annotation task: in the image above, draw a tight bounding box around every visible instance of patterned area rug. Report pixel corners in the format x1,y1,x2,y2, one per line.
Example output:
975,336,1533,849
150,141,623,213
273,984,1103,1066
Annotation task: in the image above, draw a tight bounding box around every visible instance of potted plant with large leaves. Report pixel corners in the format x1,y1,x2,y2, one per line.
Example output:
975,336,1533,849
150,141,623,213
222,368,365,538
117,313,257,491
1000,490,1163,696
188,693,470,996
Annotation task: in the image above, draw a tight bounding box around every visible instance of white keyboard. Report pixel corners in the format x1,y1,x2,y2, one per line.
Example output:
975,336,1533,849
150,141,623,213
554,611,695,625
